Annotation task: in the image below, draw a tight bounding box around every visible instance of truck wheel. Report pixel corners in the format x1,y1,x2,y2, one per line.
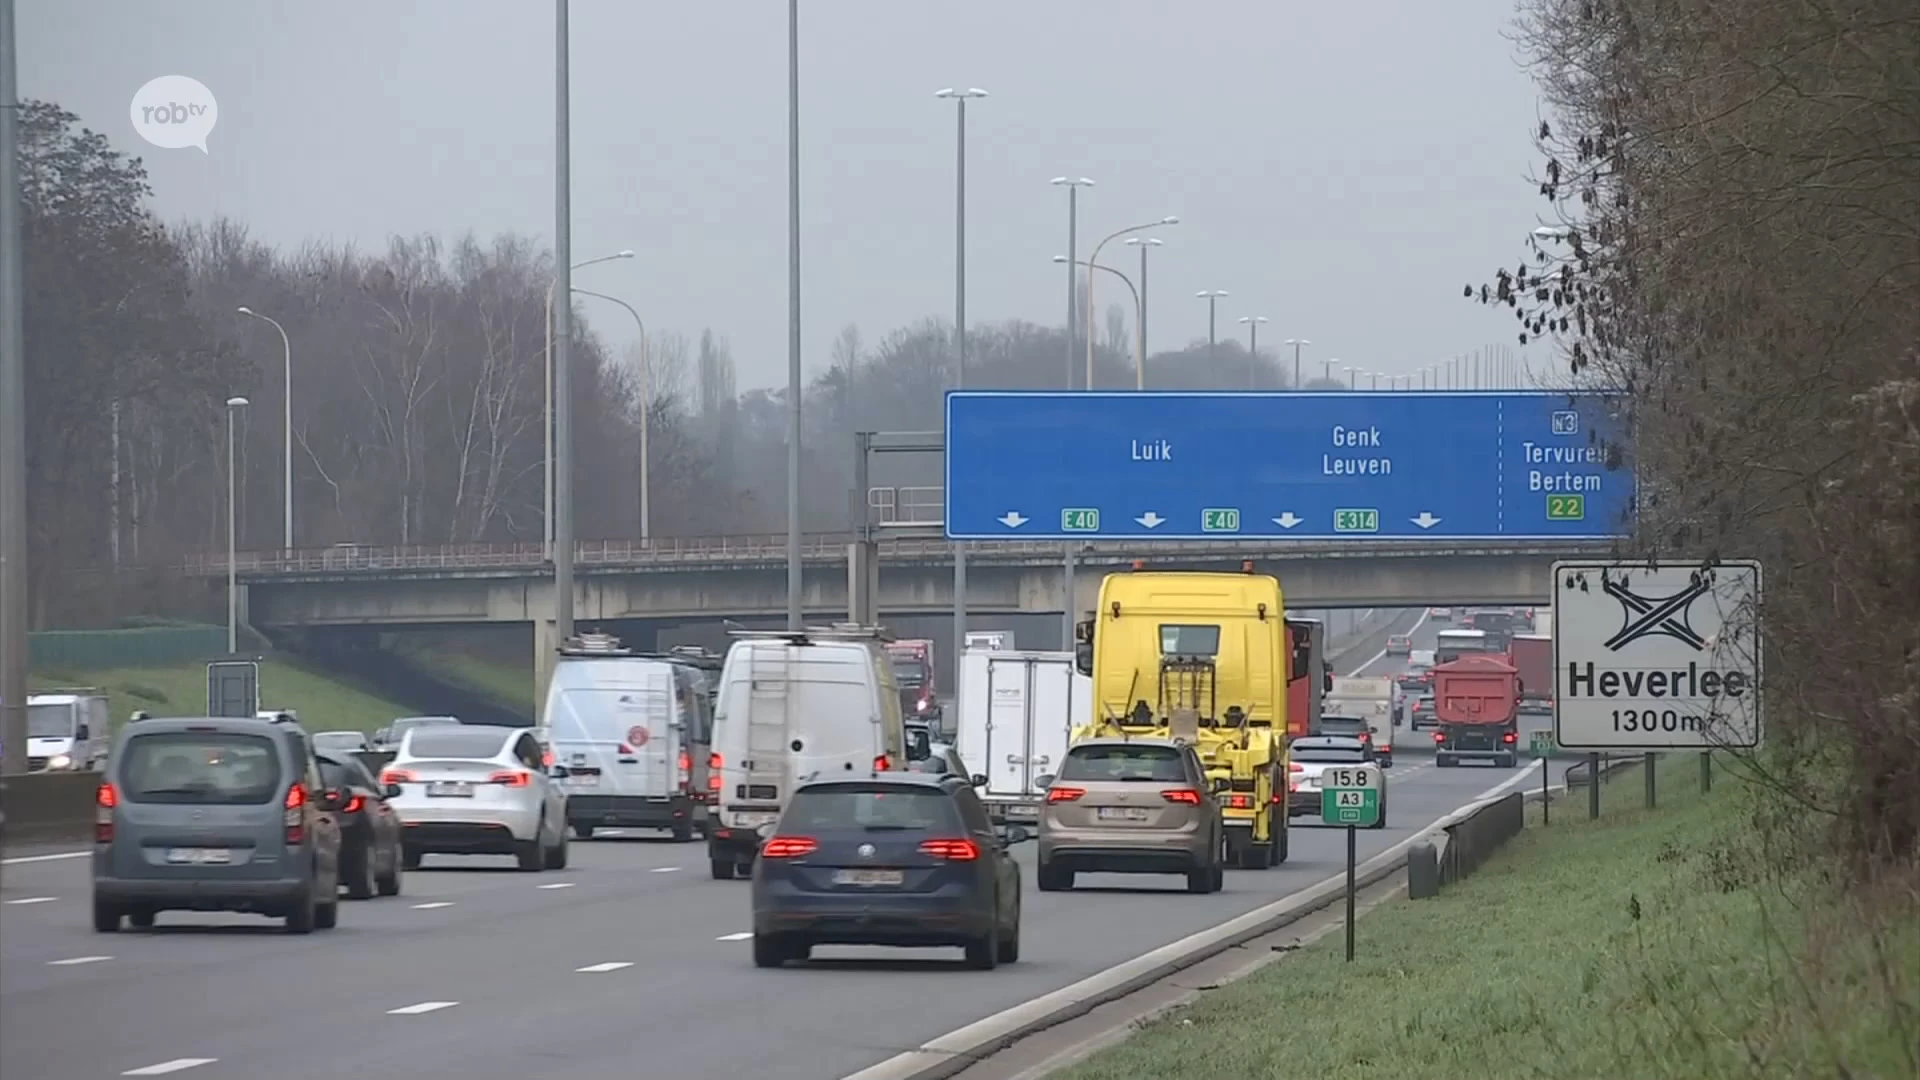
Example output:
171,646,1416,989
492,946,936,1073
1500,753,1518,768
709,857,735,880
1436,753,1454,768
1271,820,1289,865
572,823,596,840
1036,861,1073,892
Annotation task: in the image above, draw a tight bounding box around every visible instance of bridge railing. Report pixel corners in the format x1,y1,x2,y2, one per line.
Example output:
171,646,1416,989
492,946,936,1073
178,535,1618,577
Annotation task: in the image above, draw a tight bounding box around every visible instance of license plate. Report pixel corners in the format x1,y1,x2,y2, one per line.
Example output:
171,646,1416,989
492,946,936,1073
166,847,231,864
1096,807,1150,822
564,773,599,787
733,811,778,828
1005,804,1039,818
832,869,904,886
427,781,473,797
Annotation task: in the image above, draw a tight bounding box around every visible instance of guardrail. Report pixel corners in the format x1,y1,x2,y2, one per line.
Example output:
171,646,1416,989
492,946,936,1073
1,773,100,845
180,536,1617,577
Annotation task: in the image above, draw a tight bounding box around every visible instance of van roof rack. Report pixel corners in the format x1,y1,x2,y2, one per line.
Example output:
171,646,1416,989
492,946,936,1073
559,632,634,657
729,622,895,645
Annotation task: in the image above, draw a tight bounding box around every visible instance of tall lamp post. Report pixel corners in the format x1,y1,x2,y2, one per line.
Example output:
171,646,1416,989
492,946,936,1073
572,289,650,543
784,0,804,630
0,0,30,775
235,307,293,552
936,86,986,680
1085,217,1177,389
1238,315,1269,388
224,396,249,654
1124,237,1161,387
1196,290,1228,364
1050,176,1092,649
1054,256,1144,388
1284,338,1309,390
544,249,633,560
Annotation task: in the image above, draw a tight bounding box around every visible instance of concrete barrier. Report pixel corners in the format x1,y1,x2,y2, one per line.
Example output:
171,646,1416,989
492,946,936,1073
0,772,102,845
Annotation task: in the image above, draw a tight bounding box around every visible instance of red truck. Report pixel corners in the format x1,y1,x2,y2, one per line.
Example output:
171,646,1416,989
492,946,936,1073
1508,634,1553,716
1431,653,1523,768
886,639,942,727
1284,618,1328,741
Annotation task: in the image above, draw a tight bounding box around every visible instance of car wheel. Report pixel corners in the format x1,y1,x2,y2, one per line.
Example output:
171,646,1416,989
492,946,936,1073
964,916,1000,971
996,901,1021,964
515,825,546,872
1209,862,1226,892
92,898,121,933
544,830,570,870
1186,864,1213,893
709,857,734,881
343,841,376,900
285,893,316,935
376,851,402,897
1035,861,1073,892
127,907,156,929
734,861,755,879
315,896,339,930
1370,803,1388,830
670,817,695,843
402,845,425,870
1271,820,1289,865
752,933,794,969
572,822,595,840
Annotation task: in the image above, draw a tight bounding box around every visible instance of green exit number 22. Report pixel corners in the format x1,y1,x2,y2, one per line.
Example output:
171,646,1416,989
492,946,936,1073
1546,494,1586,521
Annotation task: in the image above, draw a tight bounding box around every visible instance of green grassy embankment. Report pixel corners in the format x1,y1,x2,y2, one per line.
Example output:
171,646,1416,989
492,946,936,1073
1054,754,1919,1080
29,659,416,735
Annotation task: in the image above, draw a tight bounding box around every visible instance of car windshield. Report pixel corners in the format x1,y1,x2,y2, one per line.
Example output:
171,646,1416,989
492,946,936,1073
782,783,958,832
317,758,352,790
1159,624,1221,657
1058,744,1187,783
312,732,365,749
890,659,926,689
27,702,73,738
406,728,509,759
390,717,455,739
1292,745,1370,763
1320,716,1368,732
119,732,281,804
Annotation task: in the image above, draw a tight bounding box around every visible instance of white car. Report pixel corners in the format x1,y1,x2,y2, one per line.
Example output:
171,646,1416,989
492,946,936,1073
382,725,569,871
1286,735,1388,829
1428,607,1453,620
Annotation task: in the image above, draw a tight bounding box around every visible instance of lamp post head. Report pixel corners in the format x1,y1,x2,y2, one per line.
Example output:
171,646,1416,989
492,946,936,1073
1240,315,1268,324
1196,290,1228,299
1159,216,1179,225
226,396,249,409
936,87,989,98
236,306,252,315
1050,176,1096,186
1125,237,1163,247
614,250,635,259
1052,255,1070,264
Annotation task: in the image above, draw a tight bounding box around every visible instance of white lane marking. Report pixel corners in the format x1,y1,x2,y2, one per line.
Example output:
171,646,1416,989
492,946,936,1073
576,961,634,973
410,902,454,910
1470,759,1545,802
122,1060,218,1076
649,866,681,873
715,931,753,941
1,850,88,865
536,882,576,890
1348,609,1431,677
48,955,113,966
4,895,58,905
387,1001,459,1015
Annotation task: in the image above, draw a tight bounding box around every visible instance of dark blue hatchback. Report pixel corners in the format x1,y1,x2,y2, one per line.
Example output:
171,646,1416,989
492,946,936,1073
750,772,1026,970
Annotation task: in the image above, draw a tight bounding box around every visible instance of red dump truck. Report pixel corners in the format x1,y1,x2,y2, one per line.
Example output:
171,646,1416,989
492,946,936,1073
1431,653,1522,768
1508,634,1553,716
1284,617,1328,740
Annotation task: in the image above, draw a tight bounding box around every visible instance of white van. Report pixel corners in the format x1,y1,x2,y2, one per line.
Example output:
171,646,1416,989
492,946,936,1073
957,648,1091,826
705,625,906,880
542,634,712,842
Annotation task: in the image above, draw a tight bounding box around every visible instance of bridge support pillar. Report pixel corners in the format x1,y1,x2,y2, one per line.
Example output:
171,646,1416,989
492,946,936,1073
848,541,879,625
532,618,558,725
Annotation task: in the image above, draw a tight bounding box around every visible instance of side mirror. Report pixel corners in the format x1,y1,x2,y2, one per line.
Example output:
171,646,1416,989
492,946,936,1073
1000,825,1031,846
75,723,91,740
383,782,403,799
549,765,570,779
372,728,390,745
1034,773,1056,789
1073,642,1092,676
968,773,988,787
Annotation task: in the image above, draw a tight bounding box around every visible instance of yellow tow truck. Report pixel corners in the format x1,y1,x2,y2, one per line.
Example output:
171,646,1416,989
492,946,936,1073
1070,562,1290,868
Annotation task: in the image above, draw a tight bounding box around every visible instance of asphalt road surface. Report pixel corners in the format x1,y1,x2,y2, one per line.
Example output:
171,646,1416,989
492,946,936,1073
0,609,1547,1080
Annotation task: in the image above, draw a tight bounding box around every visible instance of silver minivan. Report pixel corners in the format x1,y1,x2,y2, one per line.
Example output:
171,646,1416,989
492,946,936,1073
91,715,345,934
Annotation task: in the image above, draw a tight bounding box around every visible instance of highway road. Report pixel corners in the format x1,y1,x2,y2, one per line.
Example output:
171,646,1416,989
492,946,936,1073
0,608,1550,1080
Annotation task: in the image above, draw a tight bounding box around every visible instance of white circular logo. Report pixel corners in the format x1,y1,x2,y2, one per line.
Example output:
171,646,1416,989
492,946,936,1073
129,76,219,153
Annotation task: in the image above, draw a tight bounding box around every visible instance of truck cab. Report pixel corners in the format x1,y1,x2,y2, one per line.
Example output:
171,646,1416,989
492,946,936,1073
26,691,110,772
885,639,943,732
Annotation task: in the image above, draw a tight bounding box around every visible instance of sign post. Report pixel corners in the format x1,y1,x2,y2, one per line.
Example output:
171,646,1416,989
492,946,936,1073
1530,730,1555,824
1319,763,1381,962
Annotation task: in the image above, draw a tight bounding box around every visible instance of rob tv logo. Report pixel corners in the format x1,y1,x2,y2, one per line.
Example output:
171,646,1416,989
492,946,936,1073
129,75,219,153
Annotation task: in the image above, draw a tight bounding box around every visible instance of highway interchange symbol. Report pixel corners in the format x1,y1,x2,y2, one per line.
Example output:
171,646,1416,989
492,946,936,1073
1601,574,1711,652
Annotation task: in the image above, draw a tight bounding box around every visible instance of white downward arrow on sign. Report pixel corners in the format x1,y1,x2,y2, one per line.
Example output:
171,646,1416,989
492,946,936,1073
1135,512,1165,528
1410,512,1442,529
1272,513,1302,529
997,512,1028,528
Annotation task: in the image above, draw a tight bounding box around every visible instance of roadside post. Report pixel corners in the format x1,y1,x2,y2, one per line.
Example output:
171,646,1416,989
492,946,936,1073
1529,730,1554,824
207,658,260,718
1587,752,1600,819
1645,751,1657,808
1320,762,1381,962
1701,751,1712,793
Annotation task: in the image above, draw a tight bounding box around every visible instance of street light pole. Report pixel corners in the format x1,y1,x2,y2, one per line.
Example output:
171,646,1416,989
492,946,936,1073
937,87,986,682
1050,177,1092,649
544,249,633,560
785,0,803,630
1054,257,1143,388
236,307,293,552
552,0,580,658
0,0,29,773
1285,338,1309,390
572,289,650,543
1239,316,1268,388
225,396,249,654
1125,237,1161,389
1085,217,1177,390
1196,291,1227,365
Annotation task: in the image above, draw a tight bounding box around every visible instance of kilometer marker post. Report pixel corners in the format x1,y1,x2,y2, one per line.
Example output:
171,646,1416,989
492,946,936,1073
1319,763,1379,962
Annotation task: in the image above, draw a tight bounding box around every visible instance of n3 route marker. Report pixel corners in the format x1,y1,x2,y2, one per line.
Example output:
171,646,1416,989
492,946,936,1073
942,390,1633,541
1319,762,1382,963
1551,560,1764,751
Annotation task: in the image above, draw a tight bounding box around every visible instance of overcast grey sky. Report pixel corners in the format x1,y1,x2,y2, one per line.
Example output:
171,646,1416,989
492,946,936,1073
21,0,1546,390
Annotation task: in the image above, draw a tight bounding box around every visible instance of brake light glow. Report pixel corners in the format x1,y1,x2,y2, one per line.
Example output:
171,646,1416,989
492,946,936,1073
617,743,635,756
1046,786,1086,803
489,770,533,787
343,794,365,814
541,748,554,767
873,754,891,772
381,768,417,784
94,781,117,843
918,838,980,861
1225,794,1253,810
1288,761,1303,773
1162,788,1203,805
285,782,307,844
760,836,817,858
1501,731,1517,744
1271,791,1285,804
1433,732,1447,744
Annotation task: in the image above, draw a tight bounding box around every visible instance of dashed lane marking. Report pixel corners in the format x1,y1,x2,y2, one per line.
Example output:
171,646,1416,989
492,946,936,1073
576,961,634,973
48,955,113,966
122,1060,218,1076
1,850,88,865
409,902,455,910
715,931,752,941
4,895,59,905
649,866,681,873
536,882,576,890
387,1001,459,1015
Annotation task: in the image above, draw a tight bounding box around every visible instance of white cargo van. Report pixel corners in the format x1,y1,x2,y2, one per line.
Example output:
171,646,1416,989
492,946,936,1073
542,634,712,842
25,690,110,772
705,625,906,880
957,648,1091,826
1326,675,1395,766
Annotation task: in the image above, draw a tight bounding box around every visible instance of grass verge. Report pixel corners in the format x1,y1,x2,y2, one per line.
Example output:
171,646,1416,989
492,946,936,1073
30,658,416,735
1051,753,1919,1080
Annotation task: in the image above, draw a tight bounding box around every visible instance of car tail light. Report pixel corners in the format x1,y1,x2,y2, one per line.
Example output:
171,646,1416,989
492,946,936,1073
1288,761,1303,773
1046,786,1086,803
541,748,555,767
915,698,929,713
873,754,891,772
1501,731,1517,744
94,781,117,843
1225,793,1252,809
1433,732,1447,744
617,743,635,756
382,768,417,784
1271,791,1285,804
489,770,533,787
343,794,365,814
708,752,723,792
677,750,691,791
760,836,817,858
285,782,307,844
1357,731,1370,742
1161,788,1203,805
918,838,980,861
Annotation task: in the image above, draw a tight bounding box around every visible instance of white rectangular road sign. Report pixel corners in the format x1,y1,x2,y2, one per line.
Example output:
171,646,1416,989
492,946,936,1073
1551,560,1763,751
1321,765,1381,791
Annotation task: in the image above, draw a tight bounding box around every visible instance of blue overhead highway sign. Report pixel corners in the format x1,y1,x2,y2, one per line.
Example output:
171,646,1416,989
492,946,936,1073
944,390,1632,541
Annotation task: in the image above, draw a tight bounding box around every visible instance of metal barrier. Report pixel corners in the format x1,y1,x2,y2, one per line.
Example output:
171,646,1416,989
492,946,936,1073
0,773,102,845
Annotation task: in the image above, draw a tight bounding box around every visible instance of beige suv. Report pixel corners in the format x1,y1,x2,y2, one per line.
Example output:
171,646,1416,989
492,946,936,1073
1034,737,1225,894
